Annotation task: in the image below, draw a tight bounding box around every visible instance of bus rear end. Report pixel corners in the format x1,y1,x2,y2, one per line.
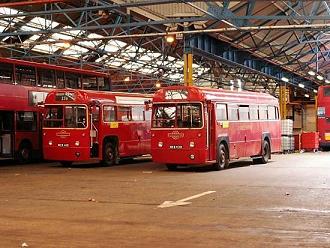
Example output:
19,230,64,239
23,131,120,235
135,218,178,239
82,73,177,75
151,102,209,165
43,104,91,163
318,86,330,148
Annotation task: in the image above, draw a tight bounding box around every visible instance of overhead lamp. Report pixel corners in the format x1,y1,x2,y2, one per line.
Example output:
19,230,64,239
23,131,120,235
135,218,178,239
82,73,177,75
317,75,324,80
62,42,71,49
304,94,310,98
313,89,318,93
124,76,130,82
155,82,161,88
281,77,289,83
325,79,330,84
165,34,175,44
308,71,316,76
298,83,305,88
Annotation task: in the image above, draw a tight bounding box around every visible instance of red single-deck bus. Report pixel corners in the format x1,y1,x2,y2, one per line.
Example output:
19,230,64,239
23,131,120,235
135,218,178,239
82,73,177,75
317,86,330,148
43,89,152,166
0,84,49,163
151,86,281,170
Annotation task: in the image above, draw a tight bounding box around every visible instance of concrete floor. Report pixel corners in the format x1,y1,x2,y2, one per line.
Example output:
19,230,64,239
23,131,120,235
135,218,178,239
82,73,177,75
0,152,330,247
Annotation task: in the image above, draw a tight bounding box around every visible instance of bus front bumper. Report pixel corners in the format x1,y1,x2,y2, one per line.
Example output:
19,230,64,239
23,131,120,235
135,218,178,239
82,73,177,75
151,148,209,165
43,146,91,162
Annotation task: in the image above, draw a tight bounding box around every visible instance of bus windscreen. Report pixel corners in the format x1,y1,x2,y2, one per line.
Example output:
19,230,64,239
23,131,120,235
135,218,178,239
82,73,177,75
152,103,202,128
44,105,87,128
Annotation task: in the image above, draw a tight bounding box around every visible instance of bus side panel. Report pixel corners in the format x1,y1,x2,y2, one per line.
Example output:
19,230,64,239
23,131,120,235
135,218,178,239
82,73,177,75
245,121,262,157
100,122,150,158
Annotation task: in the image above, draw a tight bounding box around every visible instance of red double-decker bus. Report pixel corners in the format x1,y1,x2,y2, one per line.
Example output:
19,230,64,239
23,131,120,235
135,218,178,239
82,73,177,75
317,86,330,148
0,57,111,163
0,84,49,163
151,86,281,170
43,89,152,166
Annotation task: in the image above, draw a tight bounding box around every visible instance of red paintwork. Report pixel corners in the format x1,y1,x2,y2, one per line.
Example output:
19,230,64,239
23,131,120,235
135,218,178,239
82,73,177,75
301,132,319,150
43,89,152,163
0,84,49,157
151,86,281,165
317,86,330,147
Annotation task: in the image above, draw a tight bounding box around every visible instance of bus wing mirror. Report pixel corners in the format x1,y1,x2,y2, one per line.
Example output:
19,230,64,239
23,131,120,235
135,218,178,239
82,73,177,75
145,100,152,111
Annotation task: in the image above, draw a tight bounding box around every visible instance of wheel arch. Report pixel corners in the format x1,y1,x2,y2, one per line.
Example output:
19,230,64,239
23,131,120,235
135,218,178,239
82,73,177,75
261,132,271,158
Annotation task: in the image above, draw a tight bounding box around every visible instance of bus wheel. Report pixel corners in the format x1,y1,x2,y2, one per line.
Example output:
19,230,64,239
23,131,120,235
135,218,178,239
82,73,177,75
102,143,116,166
60,161,73,167
166,164,177,171
17,144,32,164
213,143,229,171
254,140,270,164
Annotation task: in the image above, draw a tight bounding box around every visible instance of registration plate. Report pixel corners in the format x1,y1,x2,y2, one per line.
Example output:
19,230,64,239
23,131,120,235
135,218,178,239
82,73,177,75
169,145,183,149
58,143,69,147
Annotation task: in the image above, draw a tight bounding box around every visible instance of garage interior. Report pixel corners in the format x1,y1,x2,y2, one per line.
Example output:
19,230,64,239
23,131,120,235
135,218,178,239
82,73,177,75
0,1,329,247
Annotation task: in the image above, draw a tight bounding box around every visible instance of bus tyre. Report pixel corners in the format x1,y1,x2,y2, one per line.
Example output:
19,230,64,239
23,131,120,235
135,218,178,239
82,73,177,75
17,144,32,164
102,143,116,166
214,144,229,171
166,164,177,171
254,140,271,164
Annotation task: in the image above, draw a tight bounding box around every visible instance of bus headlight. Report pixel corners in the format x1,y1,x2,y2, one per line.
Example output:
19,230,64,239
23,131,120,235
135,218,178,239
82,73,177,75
190,154,195,160
48,141,53,146
189,141,195,148
75,141,80,146
158,142,163,148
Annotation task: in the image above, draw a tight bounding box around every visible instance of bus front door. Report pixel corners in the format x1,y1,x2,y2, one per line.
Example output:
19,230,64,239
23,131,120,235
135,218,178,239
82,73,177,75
90,106,100,158
0,111,14,158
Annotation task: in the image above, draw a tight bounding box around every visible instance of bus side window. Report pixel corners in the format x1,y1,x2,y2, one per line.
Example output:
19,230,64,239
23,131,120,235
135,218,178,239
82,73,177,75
238,106,249,121
131,106,144,121
268,106,276,120
216,104,227,121
228,105,238,121
0,62,14,84
259,105,268,120
275,106,280,120
103,106,116,122
249,105,258,120
16,112,37,131
117,107,131,122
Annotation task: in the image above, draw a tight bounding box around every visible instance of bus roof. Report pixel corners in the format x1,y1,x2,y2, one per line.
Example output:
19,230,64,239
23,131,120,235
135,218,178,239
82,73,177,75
0,57,109,78
45,89,152,106
153,86,278,105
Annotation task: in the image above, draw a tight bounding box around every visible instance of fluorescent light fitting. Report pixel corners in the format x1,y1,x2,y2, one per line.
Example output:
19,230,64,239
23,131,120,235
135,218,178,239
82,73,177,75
298,83,305,88
325,79,330,84
281,77,289,82
304,94,309,98
155,82,161,88
308,71,316,76
165,35,175,43
313,89,317,93
317,75,324,80
124,76,130,82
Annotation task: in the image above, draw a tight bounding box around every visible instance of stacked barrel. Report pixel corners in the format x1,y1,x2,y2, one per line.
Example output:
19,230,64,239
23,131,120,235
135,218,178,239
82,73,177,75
281,119,294,153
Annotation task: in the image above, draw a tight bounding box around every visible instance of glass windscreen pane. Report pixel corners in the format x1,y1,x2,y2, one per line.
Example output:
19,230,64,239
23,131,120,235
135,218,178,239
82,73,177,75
152,103,202,128
44,105,86,128
324,88,330,97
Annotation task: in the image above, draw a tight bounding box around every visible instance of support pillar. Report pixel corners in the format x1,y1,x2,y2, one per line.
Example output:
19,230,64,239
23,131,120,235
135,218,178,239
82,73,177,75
279,85,288,119
184,52,193,86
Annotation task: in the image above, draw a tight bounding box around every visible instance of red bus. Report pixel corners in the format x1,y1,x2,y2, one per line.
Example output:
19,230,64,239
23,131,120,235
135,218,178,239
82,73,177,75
43,89,152,166
0,84,49,163
151,86,281,170
317,86,330,148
